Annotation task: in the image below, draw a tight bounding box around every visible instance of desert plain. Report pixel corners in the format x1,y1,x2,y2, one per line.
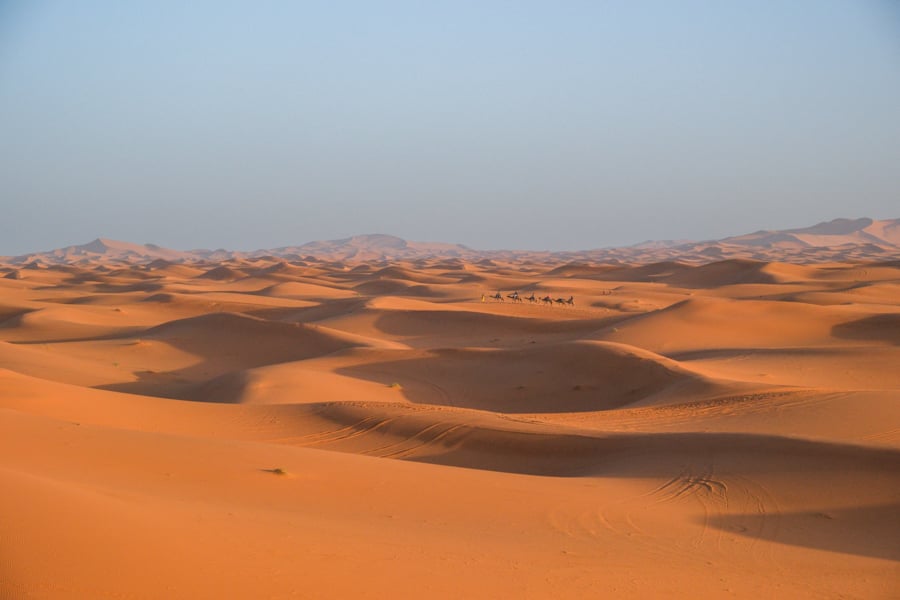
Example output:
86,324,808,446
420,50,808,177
1,227,899,599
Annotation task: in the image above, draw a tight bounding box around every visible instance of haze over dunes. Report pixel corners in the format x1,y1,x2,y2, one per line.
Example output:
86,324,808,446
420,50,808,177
7,217,900,267
1,218,899,598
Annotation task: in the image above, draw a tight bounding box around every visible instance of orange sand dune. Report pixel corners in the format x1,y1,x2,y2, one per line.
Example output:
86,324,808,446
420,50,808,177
1,251,899,599
334,340,733,413
596,296,890,353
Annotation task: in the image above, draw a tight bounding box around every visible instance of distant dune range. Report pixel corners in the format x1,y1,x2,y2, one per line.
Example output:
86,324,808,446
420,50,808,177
5,216,900,266
1,217,899,599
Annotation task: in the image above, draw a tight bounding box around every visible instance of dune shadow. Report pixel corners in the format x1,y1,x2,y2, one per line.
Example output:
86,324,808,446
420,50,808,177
706,502,900,561
405,430,900,478
98,367,272,404
335,342,716,413
92,312,361,401
301,402,900,477
0,308,38,327
245,297,369,323
832,314,900,345
372,310,612,339
96,369,205,401
351,280,451,298
92,282,166,293
5,328,146,345
668,346,853,361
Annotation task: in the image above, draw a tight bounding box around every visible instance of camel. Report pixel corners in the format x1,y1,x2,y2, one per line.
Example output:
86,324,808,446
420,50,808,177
565,295,575,306
490,292,504,302
507,291,523,303
541,296,554,306
526,293,537,303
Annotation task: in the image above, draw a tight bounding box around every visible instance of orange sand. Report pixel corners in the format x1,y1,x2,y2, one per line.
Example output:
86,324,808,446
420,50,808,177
1,245,899,599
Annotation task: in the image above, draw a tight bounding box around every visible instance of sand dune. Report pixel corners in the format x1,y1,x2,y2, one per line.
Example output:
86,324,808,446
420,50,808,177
2,245,899,599
81,312,366,399
0,305,146,342
596,296,887,353
352,278,454,297
664,259,807,286
336,341,731,413
196,264,247,280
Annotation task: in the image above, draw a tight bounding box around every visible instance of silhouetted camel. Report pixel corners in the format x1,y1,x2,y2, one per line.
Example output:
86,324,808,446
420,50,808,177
507,291,523,303
541,296,553,306
565,295,574,306
526,293,537,303
490,292,504,302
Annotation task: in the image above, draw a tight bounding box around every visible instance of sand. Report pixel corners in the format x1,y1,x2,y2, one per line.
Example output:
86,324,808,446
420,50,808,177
1,248,899,599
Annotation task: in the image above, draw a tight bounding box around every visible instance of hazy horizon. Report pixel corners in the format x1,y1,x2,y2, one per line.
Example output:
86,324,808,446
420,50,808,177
5,214,899,257
2,1,899,255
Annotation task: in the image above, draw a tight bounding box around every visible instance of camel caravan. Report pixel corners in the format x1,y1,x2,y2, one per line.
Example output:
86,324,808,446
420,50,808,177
484,291,575,306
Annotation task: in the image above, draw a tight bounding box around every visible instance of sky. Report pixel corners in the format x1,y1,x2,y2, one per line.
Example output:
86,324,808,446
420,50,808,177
1,1,899,254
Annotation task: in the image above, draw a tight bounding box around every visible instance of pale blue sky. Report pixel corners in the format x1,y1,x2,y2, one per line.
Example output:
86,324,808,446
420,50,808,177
2,1,899,254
